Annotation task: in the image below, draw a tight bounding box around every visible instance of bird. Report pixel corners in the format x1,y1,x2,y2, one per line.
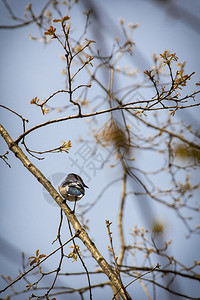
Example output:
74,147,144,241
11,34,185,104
58,173,89,202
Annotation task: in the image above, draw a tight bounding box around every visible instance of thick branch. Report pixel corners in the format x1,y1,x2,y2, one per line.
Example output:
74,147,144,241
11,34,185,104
0,123,131,300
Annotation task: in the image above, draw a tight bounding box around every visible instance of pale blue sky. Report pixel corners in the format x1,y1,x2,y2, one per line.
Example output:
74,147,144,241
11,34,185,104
0,1,200,299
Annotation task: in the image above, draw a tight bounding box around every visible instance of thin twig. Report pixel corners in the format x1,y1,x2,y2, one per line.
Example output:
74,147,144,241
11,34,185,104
0,235,77,293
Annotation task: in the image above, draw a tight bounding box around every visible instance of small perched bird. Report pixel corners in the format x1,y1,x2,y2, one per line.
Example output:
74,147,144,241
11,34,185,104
58,173,88,202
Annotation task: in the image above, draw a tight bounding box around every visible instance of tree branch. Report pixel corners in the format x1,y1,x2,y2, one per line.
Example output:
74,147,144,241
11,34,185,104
0,123,131,300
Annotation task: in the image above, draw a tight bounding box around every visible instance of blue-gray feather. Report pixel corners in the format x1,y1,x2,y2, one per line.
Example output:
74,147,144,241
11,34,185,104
58,173,88,202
